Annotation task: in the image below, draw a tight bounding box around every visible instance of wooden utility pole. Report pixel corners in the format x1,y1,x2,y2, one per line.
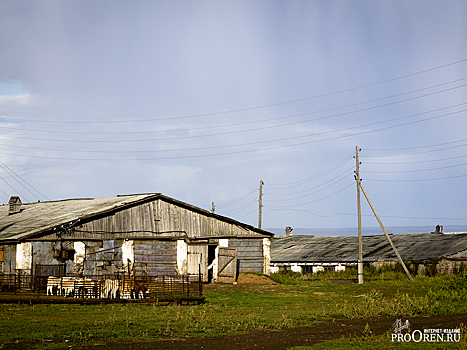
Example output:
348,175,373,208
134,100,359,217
258,180,264,229
355,146,363,284
359,183,414,281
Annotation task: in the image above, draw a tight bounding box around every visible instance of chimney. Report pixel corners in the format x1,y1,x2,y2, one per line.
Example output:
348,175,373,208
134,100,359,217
9,196,22,215
285,226,293,237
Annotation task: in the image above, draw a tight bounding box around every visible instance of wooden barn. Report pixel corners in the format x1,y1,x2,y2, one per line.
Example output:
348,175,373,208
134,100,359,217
0,194,273,283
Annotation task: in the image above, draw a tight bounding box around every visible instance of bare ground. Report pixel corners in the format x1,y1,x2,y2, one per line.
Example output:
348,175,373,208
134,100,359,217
64,313,467,350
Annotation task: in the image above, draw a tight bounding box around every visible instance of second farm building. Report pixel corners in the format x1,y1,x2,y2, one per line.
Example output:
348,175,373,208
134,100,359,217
0,193,273,282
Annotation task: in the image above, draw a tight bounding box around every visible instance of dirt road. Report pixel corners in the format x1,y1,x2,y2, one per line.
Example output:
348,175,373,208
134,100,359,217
66,312,466,350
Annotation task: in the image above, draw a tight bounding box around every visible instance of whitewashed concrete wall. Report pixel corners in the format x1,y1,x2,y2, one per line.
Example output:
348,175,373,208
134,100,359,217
122,240,134,273
262,238,271,275
16,242,32,271
176,240,188,275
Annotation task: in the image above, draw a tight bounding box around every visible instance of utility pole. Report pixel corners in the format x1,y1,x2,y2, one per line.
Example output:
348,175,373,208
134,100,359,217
211,202,215,213
258,180,264,229
359,182,414,281
355,146,363,284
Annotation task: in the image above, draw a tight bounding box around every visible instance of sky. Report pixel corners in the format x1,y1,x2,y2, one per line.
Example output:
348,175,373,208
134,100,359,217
0,1,467,233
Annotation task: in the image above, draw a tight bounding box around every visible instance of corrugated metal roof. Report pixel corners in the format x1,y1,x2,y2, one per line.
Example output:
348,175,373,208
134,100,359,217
0,193,273,242
271,234,467,263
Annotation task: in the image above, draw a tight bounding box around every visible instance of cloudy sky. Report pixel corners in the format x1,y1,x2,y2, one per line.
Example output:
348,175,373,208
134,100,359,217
1,1,467,233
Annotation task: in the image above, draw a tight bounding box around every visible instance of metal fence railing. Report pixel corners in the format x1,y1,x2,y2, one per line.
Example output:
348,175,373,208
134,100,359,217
0,272,203,300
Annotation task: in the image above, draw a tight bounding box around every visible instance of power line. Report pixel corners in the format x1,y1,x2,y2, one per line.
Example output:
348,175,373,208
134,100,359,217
3,85,467,144
0,161,50,201
264,172,352,202
365,173,467,182
219,198,258,216
0,186,10,197
266,155,354,187
215,188,258,208
263,207,467,221
0,174,31,203
2,103,466,158
265,167,354,197
362,141,467,159
235,207,259,221
0,106,465,161
363,154,467,165
4,58,467,124
265,182,355,208
364,162,467,173
4,77,467,135
364,137,467,151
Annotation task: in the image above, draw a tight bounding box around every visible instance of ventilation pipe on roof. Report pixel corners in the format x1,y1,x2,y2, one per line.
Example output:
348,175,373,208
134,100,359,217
8,196,21,215
285,226,293,237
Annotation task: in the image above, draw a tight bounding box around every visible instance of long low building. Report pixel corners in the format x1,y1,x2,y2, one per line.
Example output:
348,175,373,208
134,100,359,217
0,194,273,283
270,233,467,274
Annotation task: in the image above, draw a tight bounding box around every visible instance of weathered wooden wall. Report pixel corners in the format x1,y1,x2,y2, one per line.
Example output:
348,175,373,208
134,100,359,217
2,244,16,273
134,240,177,276
187,243,208,282
229,239,263,273
42,198,261,240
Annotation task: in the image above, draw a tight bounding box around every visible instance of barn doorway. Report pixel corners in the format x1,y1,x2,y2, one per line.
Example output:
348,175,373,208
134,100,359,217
207,245,216,283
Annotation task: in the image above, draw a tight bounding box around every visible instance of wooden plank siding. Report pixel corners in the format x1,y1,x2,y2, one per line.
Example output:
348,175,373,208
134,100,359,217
134,240,177,276
228,239,264,273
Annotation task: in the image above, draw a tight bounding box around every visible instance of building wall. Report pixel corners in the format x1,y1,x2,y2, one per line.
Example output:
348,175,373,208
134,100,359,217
2,244,16,273
134,240,177,276
229,238,263,274
56,198,262,241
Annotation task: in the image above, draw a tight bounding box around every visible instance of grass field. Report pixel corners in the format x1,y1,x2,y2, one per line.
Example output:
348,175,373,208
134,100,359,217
1,273,466,349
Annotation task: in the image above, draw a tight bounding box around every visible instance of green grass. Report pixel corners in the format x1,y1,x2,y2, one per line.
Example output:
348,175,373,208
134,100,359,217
288,331,467,349
1,274,467,349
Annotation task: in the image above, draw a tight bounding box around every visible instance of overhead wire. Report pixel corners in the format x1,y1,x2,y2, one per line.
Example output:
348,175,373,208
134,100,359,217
2,84,467,144
1,102,466,160
262,207,467,221
265,182,355,209
0,161,49,201
264,174,349,202
215,187,258,208
3,58,467,124
1,105,465,161
364,137,467,151
2,77,467,135
219,198,258,216
363,153,467,165
361,140,467,159
365,174,467,182
364,162,467,173
235,207,259,221
0,174,31,203
266,155,354,187
264,169,354,200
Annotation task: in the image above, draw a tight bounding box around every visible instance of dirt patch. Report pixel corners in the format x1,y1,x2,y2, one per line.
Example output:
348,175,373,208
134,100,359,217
45,313,466,350
236,273,279,285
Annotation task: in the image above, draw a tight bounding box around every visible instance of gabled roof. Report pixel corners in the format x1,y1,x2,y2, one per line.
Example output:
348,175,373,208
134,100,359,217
0,193,273,242
271,233,467,263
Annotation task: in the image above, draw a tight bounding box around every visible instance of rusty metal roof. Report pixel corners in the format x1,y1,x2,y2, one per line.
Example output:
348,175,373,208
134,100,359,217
271,233,467,263
0,193,273,242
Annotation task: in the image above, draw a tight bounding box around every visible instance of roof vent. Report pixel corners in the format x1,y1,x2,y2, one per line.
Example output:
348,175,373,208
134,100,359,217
9,196,22,215
285,226,293,237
